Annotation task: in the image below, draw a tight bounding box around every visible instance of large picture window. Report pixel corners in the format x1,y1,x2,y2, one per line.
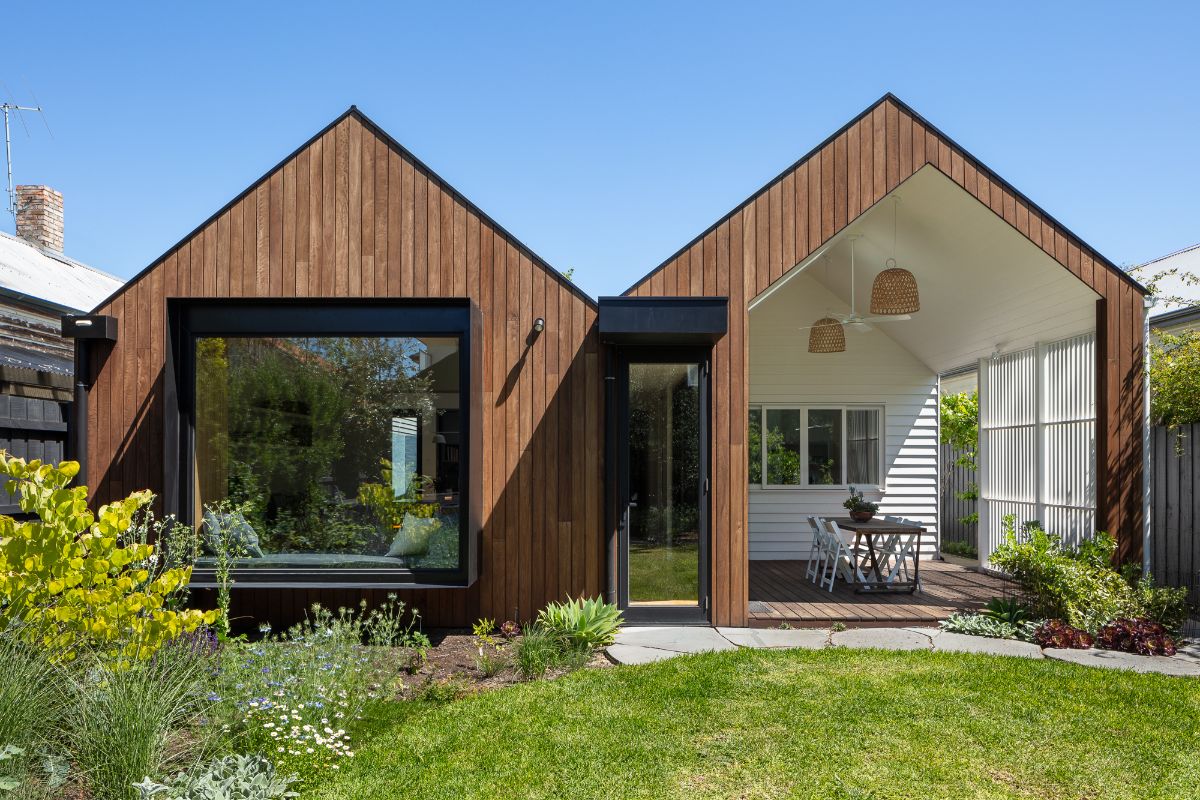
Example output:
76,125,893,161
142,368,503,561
171,300,478,586
748,405,884,488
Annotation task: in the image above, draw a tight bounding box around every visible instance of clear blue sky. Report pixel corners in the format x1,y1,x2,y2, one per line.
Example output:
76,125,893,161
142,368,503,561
2,2,1197,299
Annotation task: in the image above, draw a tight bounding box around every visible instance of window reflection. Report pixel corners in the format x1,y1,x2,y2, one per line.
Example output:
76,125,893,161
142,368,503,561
193,335,461,571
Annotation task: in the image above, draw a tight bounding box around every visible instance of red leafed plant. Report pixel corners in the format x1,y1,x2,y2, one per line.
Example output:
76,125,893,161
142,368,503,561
1033,619,1094,649
1096,617,1177,656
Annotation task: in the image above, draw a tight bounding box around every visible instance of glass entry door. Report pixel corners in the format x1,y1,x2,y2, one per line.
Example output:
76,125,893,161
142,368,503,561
619,352,708,622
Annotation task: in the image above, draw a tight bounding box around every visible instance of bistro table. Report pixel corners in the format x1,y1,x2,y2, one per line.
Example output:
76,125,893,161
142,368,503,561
829,517,926,593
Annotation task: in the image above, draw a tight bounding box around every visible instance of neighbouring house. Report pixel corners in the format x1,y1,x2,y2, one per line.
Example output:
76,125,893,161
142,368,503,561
72,95,1148,629
1141,243,1200,334
0,185,122,514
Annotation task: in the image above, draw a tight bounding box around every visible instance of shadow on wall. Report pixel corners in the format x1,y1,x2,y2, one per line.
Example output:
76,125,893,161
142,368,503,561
92,321,604,630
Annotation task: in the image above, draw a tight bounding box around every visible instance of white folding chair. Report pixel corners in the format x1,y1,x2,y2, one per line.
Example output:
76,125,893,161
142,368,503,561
816,519,866,592
876,517,921,585
804,515,826,583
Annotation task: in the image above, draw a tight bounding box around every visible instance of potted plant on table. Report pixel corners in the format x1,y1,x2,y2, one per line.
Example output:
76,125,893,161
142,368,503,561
843,486,878,522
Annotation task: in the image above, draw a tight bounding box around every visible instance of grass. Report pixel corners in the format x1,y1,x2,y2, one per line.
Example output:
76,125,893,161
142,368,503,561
313,647,1200,800
628,540,698,602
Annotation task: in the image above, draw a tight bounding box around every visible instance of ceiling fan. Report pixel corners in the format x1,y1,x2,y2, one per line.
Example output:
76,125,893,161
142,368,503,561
799,235,913,335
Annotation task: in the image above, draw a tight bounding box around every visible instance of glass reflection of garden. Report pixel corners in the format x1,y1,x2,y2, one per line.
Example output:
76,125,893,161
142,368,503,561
193,335,461,570
626,363,700,604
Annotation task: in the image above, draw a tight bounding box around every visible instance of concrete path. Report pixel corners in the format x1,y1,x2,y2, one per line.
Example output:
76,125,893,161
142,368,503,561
606,625,1200,676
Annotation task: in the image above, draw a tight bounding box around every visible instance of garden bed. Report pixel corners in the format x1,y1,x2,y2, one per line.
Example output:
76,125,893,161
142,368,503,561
388,631,614,696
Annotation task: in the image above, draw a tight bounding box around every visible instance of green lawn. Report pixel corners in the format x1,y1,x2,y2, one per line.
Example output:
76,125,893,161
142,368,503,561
314,647,1200,799
628,540,698,602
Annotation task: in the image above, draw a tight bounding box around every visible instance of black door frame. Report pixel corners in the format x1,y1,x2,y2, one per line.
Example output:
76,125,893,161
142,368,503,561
613,345,711,624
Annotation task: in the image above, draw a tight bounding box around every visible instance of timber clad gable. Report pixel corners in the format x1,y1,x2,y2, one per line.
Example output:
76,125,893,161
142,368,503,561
87,109,603,627
624,94,1146,627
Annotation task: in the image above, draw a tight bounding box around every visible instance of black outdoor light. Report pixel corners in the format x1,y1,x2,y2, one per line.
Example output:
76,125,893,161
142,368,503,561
533,317,545,334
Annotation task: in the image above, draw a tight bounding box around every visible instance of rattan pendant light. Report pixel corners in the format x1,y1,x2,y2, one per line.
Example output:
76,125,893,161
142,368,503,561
870,197,920,315
807,251,846,353
807,317,845,353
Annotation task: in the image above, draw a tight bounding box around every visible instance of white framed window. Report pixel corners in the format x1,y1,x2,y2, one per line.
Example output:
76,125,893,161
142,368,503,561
748,405,884,489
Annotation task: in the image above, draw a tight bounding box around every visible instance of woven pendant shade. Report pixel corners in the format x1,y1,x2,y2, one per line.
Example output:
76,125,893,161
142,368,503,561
870,258,920,315
807,317,845,353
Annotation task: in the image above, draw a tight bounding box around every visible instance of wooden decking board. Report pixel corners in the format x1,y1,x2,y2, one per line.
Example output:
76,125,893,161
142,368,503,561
748,559,1015,627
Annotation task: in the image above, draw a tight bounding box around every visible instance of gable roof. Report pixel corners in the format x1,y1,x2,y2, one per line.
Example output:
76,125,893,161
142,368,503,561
0,230,124,313
623,92,1147,297
92,106,595,312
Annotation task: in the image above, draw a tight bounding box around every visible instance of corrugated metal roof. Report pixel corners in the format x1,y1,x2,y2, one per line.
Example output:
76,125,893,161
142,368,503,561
0,230,124,313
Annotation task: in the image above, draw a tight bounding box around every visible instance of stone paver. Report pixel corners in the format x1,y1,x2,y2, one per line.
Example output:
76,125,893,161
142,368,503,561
604,643,681,665
604,625,1199,676
1171,642,1200,666
717,627,828,649
931,631,1043,659
612,626,737,654
1044,647,1200,676
831,627,932,651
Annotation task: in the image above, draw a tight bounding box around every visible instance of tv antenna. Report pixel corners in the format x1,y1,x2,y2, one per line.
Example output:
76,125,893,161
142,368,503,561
2,102,45,217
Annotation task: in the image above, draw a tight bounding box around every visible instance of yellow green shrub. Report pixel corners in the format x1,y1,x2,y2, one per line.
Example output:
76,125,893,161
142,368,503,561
0,454,215,663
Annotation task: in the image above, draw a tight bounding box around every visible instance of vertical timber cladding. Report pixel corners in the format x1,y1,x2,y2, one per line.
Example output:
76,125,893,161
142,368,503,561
85,109,604,627
626,95,1147,626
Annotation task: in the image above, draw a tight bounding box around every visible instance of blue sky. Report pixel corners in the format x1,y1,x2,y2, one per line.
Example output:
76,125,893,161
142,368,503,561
1,2,1197,299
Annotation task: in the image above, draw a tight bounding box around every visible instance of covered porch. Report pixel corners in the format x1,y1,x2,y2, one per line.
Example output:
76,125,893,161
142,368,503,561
745,166,1101,625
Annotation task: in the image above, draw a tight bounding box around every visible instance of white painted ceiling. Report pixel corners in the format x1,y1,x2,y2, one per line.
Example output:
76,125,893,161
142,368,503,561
751,167,1101,375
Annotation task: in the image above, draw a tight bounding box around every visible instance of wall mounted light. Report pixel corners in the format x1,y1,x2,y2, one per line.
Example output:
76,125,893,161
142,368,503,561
533,317,545,333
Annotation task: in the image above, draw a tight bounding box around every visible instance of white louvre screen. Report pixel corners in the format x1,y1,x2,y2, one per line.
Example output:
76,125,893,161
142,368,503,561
978,333,1096,566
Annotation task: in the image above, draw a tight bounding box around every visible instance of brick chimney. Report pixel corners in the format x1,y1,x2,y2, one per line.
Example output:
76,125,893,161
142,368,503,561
15,185,64,253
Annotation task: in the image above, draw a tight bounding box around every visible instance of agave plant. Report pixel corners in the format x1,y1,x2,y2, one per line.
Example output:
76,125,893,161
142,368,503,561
980,596,1030,626
536,597,623,649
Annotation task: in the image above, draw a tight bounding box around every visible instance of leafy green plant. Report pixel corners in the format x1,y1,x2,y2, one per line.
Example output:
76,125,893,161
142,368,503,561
988,516,1136,632
1132,577,1190,636
842,487,878,515
939,612,1018,640
941,540,978,559
135,754,298,800
1148,328,1200,429
981,597,1030,626
940,391,980,526
472,618,508,677
356,461,438,530
0,455,215,664
0,745,24,793
536,597,623,649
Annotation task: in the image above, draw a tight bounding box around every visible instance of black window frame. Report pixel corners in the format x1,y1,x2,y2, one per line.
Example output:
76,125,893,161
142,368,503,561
165,298,480,589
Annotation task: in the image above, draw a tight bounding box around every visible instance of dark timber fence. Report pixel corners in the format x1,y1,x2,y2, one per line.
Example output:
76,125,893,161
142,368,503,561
0,395,69,514
940,443,978,551
1151,422,1200,603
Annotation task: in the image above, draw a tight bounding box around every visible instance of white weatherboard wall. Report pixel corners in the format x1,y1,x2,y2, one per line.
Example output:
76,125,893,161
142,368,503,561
748,271,939,560
978,333,1097,564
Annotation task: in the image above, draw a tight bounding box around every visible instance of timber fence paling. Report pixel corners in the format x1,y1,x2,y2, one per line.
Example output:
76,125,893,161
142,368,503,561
939,442,978,549
0,394,70,514
1151,422,1200,603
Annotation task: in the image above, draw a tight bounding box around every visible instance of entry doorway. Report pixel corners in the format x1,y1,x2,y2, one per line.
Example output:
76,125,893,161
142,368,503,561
616,348,710,623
